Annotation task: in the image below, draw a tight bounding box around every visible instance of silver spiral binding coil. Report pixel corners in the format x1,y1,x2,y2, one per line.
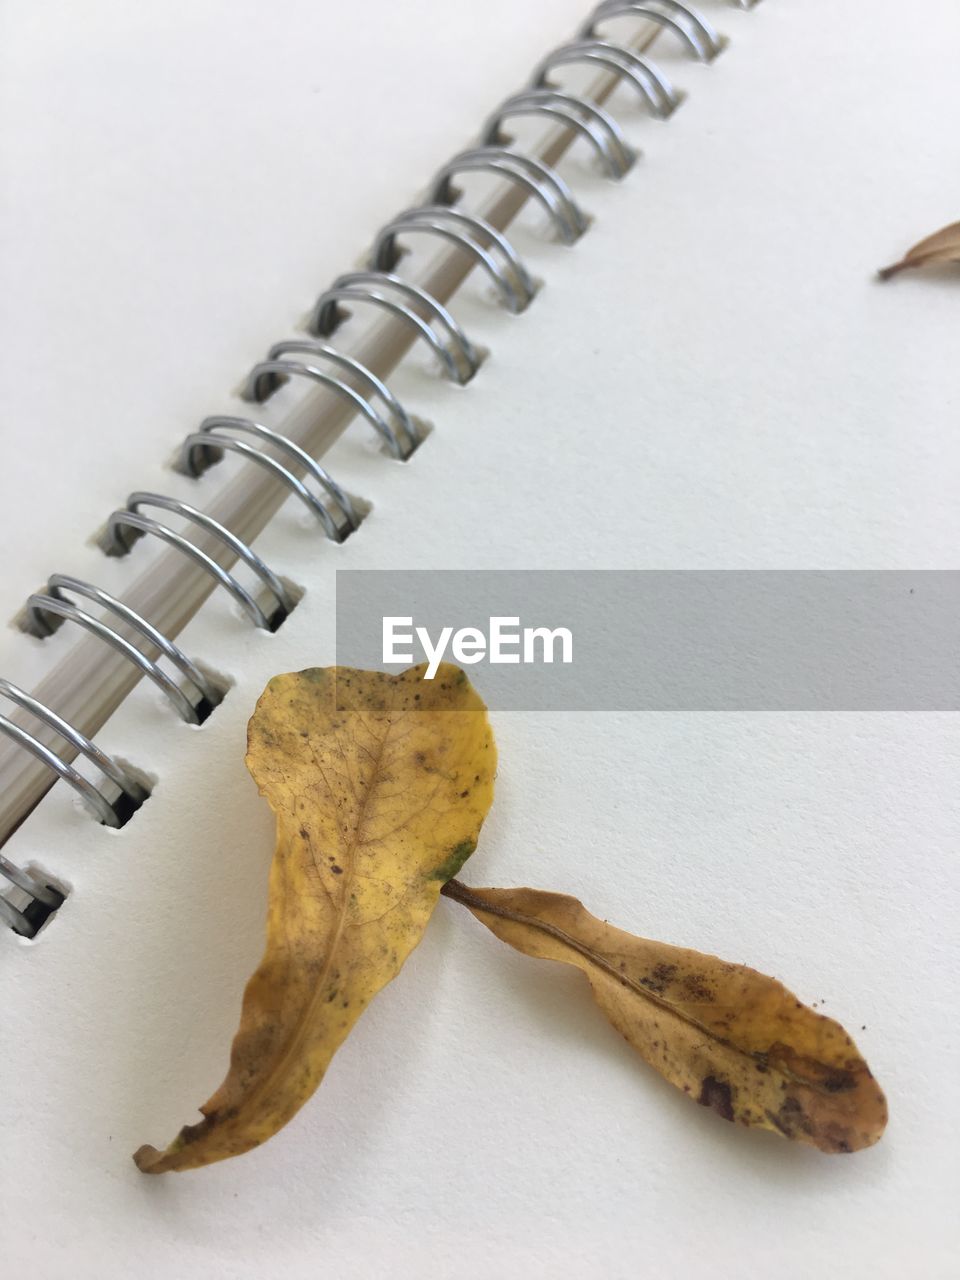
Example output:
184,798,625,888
0,0,755,921
530,40,681,119
370,206,536,315
482,89,636,181
105,492,294,631
24,576,223,725
179,416,359,542
0,678,147,829
309,272,481,385
429,147,588,246
245,339,420,461
0,853,65,938
581,2,726,64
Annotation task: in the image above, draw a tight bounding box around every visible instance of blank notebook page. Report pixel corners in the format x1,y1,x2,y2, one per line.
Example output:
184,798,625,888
2,2,959,1277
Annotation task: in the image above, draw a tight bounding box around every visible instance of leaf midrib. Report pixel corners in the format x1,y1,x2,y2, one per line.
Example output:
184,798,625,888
224,708,395,1125
443,880,824,1089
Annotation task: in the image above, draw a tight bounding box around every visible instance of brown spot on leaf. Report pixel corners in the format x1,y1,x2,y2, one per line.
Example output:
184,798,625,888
640,962,677,995
767,1095,814,1140
681,973,714,1002
698,1075,735,1123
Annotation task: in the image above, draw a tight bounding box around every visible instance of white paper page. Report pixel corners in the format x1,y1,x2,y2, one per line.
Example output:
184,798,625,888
2,2,959,1278
0,0,590,688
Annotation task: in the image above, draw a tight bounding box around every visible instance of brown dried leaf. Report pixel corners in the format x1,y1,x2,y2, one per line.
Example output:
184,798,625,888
444,881,887,1154
878,220,960,280
135,664,496,1173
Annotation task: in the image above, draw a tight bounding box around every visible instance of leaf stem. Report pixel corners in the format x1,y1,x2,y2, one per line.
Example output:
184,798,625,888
441,877,507,913
876,261,908,281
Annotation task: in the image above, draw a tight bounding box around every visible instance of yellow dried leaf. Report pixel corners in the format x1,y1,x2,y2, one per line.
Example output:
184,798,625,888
135,664,495,1173
445,881,887,1154
878,219,960,280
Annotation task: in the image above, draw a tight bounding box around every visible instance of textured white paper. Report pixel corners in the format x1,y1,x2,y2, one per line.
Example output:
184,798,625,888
1,2,958,1277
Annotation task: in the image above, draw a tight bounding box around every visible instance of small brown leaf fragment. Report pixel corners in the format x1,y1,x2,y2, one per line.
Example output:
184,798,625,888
134,664,495,1174
443,881,887,1154
878,220,960,280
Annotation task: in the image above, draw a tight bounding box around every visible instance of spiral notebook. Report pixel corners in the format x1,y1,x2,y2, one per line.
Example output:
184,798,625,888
2,1,958,1276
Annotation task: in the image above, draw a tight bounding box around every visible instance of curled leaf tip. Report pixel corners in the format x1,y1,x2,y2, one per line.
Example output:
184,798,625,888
135,664,495,1173
132,1145,163,1174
